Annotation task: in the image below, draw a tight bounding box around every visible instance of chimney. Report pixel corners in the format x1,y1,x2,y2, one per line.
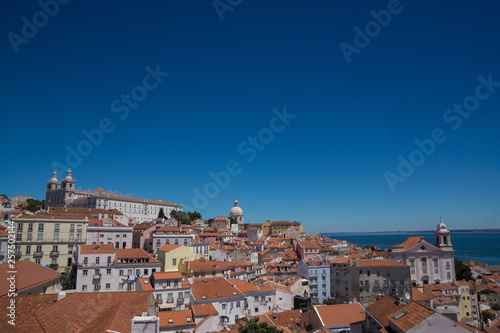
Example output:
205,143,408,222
58,291,66,301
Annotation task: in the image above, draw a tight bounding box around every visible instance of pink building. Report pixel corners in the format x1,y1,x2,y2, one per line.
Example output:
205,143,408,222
295,241,319,260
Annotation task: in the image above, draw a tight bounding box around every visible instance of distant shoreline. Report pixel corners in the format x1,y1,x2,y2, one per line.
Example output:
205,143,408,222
320,229,500,235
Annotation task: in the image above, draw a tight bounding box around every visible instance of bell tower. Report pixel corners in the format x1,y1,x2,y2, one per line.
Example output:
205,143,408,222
435,217,452,250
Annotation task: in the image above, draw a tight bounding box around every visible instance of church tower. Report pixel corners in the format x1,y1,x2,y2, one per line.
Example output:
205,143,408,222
435,218,453,251
60,169,76,206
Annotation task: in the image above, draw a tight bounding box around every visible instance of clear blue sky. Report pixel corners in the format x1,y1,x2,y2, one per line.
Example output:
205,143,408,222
1,1,499,232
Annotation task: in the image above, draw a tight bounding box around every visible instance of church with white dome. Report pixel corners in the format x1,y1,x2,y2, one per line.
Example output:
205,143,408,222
229,199,244,226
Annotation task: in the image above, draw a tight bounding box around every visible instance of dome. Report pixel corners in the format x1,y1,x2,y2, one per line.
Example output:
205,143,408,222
229,199,243,217
437,218,448,232
50,171,58,183
65,169,73,181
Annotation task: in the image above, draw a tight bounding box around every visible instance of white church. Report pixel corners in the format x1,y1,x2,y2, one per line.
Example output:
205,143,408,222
45,169,182,223
386,219,456,286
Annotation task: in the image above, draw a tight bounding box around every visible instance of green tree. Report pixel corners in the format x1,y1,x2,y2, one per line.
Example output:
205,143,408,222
482,310,495,323
181,215,192,225
455,259,473,281
61,268,75,290
238,318,283,333
187,211,202,221
158,208,166,219
21,199,45,212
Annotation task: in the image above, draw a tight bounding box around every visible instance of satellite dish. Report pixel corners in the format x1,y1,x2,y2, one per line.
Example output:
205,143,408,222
405,292,411,300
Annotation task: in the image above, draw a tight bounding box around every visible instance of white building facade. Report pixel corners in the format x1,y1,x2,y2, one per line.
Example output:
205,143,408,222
45,170,182,223
386,220,456,286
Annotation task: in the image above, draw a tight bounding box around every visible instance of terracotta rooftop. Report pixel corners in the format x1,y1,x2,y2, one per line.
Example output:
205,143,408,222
366,295,405,328
80,244,114,255
388,301,434,332
314,303,366,327
158,244,182,252
115,248,159,263
192,303,218,317
352,259,408,268
0,261,62,297
191,277,243,301
3,291,153,332
157,309,194,328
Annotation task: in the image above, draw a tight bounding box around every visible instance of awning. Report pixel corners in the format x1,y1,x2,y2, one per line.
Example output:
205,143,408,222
158,303,175,310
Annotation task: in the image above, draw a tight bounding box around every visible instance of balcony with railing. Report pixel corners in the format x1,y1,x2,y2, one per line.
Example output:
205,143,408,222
93,273,102,280
177,298,184,304
49,264,58,270
50,251,59,257
34,251,43,258
15,253,22,260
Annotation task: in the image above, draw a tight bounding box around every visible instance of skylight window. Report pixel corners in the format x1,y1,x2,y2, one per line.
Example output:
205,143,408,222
168,318,173,323
144,280,149,284
232,292,238,295
393,311,407,320
216,293,221,297
186,317,192,322
213,278,218,282
201,296,207,299
203,280,208,283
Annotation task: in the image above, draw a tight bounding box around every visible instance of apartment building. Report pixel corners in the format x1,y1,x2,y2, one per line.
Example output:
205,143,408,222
13,215,88,272
86,219,133,249
137,271,191,311
75,244,160,292
297,256,331,304
149,227,194,253
331,258,411,306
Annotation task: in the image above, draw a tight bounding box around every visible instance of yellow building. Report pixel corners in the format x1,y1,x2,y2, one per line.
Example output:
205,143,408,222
455,280,473,321
157,244,196,272
262,220,272,236
13,215,88,272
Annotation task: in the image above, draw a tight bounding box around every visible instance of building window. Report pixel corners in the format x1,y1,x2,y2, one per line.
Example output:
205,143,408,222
70,224,75,232
68,245,73,254
77,225,82,233
374,280,379,286
18,223,23,231
35,259,41,264
27,234,32,241
77,234,81,242
94,284,99,291
36,245,42,253
107,269,111,275
106,283,110,290
54,224,60,232
83,270,88,276
107,256,112,264
82,285,87,291
52,245,58,252
96,257,100,265
37,234,43,242
172,258,177,266
83,257,88,265
69,234,74,242
119,270,124,276
28,223,33,232
26,246,31,255
38,224,44,232
53,234,59,242
16,234,22,241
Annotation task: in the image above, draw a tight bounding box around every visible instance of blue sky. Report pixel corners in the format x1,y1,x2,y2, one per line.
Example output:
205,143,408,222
1,1,499,232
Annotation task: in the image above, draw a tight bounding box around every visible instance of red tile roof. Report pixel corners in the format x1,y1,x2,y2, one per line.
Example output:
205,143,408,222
80,244,114,254
115,248,159,263
366,295,404,327
158,244,182,252
314,303,366,327
191,277,243,300
0,260,61,297
157,309,194,327
192,303,218,317
388,301,434,331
